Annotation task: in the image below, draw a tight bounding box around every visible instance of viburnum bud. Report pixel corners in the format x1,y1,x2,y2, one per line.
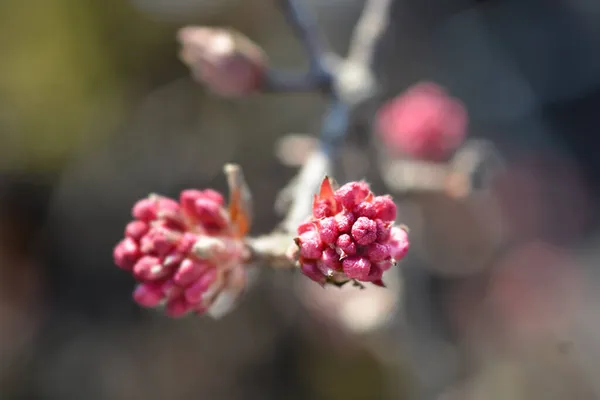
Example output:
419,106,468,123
113,167,252,318
375,81,468,161
291,178,409,287
177,26,267,97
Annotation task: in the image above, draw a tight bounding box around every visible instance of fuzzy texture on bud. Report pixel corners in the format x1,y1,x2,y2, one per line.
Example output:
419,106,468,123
375,82,468,161
177,26,267,97
292,178,409,286
113,190,249,318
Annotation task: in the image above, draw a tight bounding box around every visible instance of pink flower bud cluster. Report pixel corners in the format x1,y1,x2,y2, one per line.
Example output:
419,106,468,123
376,82,468,161
177,26,267,97
293,179,409,286
113,190,248,318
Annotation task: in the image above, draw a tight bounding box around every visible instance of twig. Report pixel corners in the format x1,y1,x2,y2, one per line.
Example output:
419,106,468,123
279,0,331,77
347,0,394,68
263,69,329,92
280,147,331,232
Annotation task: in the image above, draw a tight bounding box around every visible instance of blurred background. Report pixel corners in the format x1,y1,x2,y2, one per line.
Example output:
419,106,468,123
3,0,600,399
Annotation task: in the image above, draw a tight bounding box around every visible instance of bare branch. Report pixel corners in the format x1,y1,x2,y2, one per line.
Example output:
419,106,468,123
280,147,331,233
263,69,329,92
347,0,395,67
279,0,331,76
246,233,297,269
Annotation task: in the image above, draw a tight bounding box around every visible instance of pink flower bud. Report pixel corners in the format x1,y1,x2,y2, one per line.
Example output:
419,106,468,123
376,260,394,271
298,230,323,259
351,217,377,245
376,81,468,161
113,238,140,270
355,201,376,219
318,217,338,244
185,268,218,304
166,297,190,318
388,227,409,259
132,198,157,221
313,199,334,219
173,258,209,287
373,196,396,222
335,209,356,233
334,182,370,211
342,256,371,280
367,242,390,262
291,178,409,287
202,189,225,205
298,220,317,235
321,247,342,271
177,232,198,254
133,256,168,281
336,234,357,256
133,283,164,307
376,220,392,242
194,198,228,229
178,27,267,97
140,228,174,257
180,189,205,217
301,262,326,284
125,220,149,241
162,251,184,268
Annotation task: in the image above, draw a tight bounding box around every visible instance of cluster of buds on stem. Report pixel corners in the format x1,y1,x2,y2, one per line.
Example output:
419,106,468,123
113,167,252,318
290,178,409,287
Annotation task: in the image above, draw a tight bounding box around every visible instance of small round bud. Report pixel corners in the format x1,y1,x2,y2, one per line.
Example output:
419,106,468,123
178,27,267,97
351,217,378,245
342,256,371,280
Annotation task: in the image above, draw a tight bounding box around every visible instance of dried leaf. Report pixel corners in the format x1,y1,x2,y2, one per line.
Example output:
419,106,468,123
224,164,253,238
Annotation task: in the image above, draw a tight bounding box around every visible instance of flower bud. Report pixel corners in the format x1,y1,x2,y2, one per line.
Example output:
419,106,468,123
376,82,468,161
178,26,267,97
292,178,409,286
112,171,251,318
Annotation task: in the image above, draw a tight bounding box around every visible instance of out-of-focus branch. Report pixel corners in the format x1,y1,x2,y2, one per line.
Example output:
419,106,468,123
276,0,396,234
279,0,332,77
263,69,329,92
347,0,394,68
280,147,331,233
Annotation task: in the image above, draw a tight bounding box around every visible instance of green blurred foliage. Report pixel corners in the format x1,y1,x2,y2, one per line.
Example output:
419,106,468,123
0,0,174,170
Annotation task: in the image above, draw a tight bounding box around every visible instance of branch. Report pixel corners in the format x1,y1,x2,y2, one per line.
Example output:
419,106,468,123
279,0,331,77
346,0,395,68
263,69,329,93
280,147,331,233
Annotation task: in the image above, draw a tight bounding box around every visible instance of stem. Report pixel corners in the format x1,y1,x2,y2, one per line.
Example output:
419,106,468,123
263,69,330,92
246,233,297,269
347,0,395,67
279,0,331,77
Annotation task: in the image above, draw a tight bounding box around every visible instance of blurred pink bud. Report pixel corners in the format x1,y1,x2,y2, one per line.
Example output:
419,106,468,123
376,82,468,161
125,220,149,241
388,227,409,260
113,238,140,270
133,283,164,308
178,26,267,97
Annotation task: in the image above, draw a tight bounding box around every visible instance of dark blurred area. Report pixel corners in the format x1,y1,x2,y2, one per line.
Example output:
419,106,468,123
3,0,600,399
